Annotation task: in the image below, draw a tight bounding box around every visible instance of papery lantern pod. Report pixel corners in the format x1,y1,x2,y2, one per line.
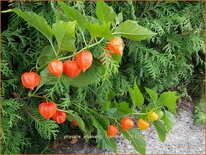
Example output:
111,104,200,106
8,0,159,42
71,120,78,127
21,71,40,90
107,37,123,56
107,125,118,138
121,117,134,130
52,109,67,124
48,60,63,78
38,101,57,120
63,60,81,79
76,50,93,72
138,119,150,130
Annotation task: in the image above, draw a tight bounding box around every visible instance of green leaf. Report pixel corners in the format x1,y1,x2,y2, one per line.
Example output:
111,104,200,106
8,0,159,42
117,102,132,114
157,92,179,114
92,119,117,152
8,9,53,42
52,21,76,52
96,0,115,24
86,22,113,39
102,90,116,111
115,20,156,41
145,87,158,102
66,110,86,134
58,2,88,32
107,90,116,101
145,103,156,112
155,109,164,119
153,120,167,142
133,80,144,106
138,107,147,120
37,45,56,66
102,101,110,112
128,86,134,105
162,110,175,132
121,128,146,154
67,61,102,87
106,108,117,116
37,66,57,90
115,12,123,25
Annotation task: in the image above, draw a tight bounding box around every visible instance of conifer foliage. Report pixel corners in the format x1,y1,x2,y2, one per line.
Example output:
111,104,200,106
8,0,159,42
1,1,204,154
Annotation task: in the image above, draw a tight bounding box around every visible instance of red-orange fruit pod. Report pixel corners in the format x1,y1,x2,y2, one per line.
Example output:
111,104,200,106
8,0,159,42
21,72,40,90
48,60,63,78
71,120,78,127
107,37,123,56
63,60,81,79
107,125,118,138
76,50,93,72
52,109,67,124
121,117,134,130
38,101,57,120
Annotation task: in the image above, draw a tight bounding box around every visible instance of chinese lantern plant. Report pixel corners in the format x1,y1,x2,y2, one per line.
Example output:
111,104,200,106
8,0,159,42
99,79,179,154
2,0,165,154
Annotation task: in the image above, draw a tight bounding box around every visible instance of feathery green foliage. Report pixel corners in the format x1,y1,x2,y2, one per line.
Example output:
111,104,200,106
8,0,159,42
1,1,204,154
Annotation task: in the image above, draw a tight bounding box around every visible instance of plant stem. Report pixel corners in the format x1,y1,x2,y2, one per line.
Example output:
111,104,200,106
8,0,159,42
28,93,46,100
1,9,12,13
36,63,47,73
133,112,147,115
80,29,87,47
59,38,104,61
50,41,57,57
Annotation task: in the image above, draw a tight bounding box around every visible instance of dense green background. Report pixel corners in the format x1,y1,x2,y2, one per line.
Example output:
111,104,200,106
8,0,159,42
1,1,205,153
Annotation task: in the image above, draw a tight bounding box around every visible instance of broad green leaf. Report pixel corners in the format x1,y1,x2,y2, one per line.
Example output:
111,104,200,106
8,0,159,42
107,90,116,101
102,101,110,112
162,110,175,132
157,92,179,114
121,128,146,154
52,21,76,52
128,86,135,107
37,45,56,66
66,110,86,133
86,22,113,39
138,107,147,120
37,66,57,90
145,87,158,102
67,61,102,87
58,2,88,31
115,20,156,41
145,103,156,112
115,12,123,25
153,120,167,142
96,0,115,24
155,109,164,119
86,16,99,23
106,108,117,116
118,102,132,114
92,119,117,152
50,2,67,22
113,110,127,118
133,80,144,106
102,90,116,111
7,9,53,41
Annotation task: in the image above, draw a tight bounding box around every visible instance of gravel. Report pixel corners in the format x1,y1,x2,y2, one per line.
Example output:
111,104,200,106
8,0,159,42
52,101,205,154
109,107,205,154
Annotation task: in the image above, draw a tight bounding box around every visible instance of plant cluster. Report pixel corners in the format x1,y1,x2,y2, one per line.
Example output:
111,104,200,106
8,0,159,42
1,1,204,154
